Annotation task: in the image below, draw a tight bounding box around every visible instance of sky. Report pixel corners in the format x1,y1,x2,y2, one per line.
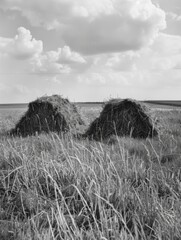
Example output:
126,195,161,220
0,0,181,103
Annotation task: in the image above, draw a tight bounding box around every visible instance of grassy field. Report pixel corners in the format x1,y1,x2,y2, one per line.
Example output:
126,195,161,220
1,104,181,239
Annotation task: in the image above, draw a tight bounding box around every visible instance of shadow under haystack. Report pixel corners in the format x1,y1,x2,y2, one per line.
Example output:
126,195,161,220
85,99,158,141
11,95,85,137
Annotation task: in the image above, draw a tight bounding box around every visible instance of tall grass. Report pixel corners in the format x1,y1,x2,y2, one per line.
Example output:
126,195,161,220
0,107,181,239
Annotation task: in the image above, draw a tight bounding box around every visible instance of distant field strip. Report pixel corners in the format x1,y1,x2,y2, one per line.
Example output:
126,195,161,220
0,101,181,113
145,100,181,108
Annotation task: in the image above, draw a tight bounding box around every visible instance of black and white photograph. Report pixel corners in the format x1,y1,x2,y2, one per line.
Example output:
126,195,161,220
0,0,181,239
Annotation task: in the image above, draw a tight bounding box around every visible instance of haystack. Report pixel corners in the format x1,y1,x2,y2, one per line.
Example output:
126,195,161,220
12,95,84,136
85,99,158,140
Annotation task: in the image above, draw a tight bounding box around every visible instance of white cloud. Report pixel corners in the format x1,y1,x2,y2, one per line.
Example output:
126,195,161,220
0,37,11,50
55,46,86,64
0,27,43,59
77,69,149,88
143,33,181,70
0,0,166,54
0,27,86,75
78,72,106,85
31,46,86,74
166,12,181,21
105,51,139,71
152,0,181,14
152,0,181,36
74,31,181,94
31,53,71,74
98,33,181,72
152,33,181,55
2,0,181,102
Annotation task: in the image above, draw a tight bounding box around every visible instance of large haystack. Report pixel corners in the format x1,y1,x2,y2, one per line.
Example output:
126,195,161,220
12,95,84,136
85,99,158,140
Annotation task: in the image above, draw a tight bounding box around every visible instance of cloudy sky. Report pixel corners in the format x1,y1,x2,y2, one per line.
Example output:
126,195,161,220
0,0,181,103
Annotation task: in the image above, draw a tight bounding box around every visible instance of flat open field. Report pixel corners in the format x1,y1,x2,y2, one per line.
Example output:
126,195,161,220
1,102,181,239
145,100,181,107
144,101,181,110
0,100,181,115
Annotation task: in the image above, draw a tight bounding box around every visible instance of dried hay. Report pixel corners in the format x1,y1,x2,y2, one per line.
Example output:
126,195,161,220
11,95,85,137
85,99,158,140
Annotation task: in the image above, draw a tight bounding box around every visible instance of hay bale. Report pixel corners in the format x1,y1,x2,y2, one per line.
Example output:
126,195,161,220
85,99,158,140
11,95,84,136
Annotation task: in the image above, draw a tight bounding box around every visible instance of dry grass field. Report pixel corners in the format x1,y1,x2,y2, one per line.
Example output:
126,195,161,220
0,103,181,239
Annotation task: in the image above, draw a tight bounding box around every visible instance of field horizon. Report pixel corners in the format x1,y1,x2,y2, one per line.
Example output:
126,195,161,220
1,99,181,109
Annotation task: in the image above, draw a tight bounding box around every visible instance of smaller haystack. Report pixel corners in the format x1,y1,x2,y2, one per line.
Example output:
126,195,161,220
12,95,84,136
85,99,158,140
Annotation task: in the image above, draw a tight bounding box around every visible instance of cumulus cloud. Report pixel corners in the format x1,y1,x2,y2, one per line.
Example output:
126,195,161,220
97,33,181,72
74,31,181,94
142,33,181,70
152,33,181,54
0,27,43,59
167,12,181,21
153,0,181,14
31,54,71,74
0,0,166,54
0,27,86,74
105,51,139,71
31,46,86,74
52,46,86,64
